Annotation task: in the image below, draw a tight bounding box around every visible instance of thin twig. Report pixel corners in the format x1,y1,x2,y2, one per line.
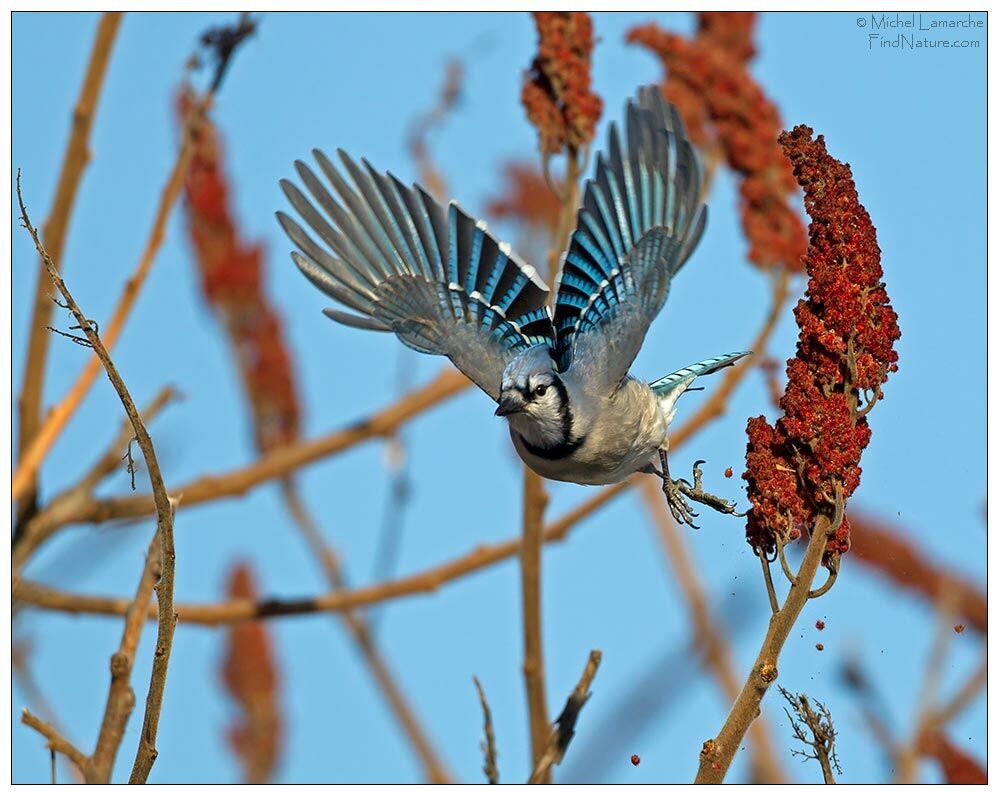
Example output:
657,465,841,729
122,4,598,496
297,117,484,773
473,677,500,784
527,650,602,784
757,548,780,615
545,148,583,286
16,12,123,528
639,479,786,783
89,532,161,783
16,175,179,785
13,386,178,575
279,479,451,784
778,687,840,784
21,708,89,775
776,533,797,586
807,566,838,599
520,468,550,774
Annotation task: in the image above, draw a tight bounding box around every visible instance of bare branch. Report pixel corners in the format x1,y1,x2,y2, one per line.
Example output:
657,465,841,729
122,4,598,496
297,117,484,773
778,686,841,784
694,488,845,783
807,564,838,599
472,677,500,784
16,12,123,527
520,468,551,776
15,174,179,784
89,533,161,783
757,547,780,614
13,386,178,574
527,650,602,784
21,708,89,776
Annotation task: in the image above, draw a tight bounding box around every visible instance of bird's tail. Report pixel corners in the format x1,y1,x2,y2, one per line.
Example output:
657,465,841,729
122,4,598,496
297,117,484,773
650,351,752,421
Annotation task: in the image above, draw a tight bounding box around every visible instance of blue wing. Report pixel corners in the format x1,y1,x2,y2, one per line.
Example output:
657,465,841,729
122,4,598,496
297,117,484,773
553,86,707,394
277,150,555,400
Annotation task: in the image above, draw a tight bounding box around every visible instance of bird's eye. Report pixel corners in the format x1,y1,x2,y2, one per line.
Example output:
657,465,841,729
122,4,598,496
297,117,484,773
534,384,548,397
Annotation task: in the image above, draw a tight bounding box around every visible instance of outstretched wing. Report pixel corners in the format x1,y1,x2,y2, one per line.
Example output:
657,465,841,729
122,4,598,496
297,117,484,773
277,150,554,400
552,86,707,395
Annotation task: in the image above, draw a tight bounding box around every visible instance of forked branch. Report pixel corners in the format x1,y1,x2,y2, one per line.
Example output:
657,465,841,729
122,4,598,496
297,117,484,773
17,176,177,784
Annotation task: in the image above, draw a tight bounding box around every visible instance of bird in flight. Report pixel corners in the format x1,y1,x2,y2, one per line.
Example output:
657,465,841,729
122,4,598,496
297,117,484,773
277,86,746,527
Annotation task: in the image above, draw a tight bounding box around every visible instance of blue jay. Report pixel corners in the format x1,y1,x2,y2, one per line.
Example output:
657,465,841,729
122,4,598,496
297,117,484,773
277,86,746,527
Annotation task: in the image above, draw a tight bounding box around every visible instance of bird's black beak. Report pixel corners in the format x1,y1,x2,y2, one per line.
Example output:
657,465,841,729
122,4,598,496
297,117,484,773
494,394,524,417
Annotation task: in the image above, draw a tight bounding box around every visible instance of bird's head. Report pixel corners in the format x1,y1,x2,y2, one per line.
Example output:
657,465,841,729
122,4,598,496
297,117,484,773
495,348,568,447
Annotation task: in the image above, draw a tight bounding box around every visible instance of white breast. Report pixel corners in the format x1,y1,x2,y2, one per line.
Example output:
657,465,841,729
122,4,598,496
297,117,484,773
510,376,668,485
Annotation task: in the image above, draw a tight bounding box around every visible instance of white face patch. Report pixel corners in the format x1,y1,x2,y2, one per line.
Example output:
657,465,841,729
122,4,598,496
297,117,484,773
508,374,566,448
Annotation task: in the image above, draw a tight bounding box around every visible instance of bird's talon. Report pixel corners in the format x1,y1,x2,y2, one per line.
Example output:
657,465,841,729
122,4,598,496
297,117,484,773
660,457,745,527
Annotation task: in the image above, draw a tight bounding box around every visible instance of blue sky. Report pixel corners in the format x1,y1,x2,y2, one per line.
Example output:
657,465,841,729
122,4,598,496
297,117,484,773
12,11,985,784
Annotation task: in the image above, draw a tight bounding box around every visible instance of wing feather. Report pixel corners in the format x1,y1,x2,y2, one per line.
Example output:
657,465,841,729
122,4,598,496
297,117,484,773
279,151,554,399
553,87,707,393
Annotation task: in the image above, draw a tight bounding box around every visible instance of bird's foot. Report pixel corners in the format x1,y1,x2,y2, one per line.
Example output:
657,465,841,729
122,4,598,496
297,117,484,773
660,458,745,529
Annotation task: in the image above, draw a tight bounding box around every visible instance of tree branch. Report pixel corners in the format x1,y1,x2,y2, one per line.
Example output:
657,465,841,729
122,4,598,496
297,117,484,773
13,386,178,574
21,708,89,776
89,532,161,783
15,175,179,784
15,12,123,527
527,650,601,784
778,686,840,784
694,490,844,784
520,468,550,775
473,676,500,784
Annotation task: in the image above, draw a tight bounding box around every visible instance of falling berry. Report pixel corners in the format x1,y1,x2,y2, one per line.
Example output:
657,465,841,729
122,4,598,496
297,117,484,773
815,643,824,651
954,624,965,634
724,467,733,478
815,620,825,631
631,754,641,766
